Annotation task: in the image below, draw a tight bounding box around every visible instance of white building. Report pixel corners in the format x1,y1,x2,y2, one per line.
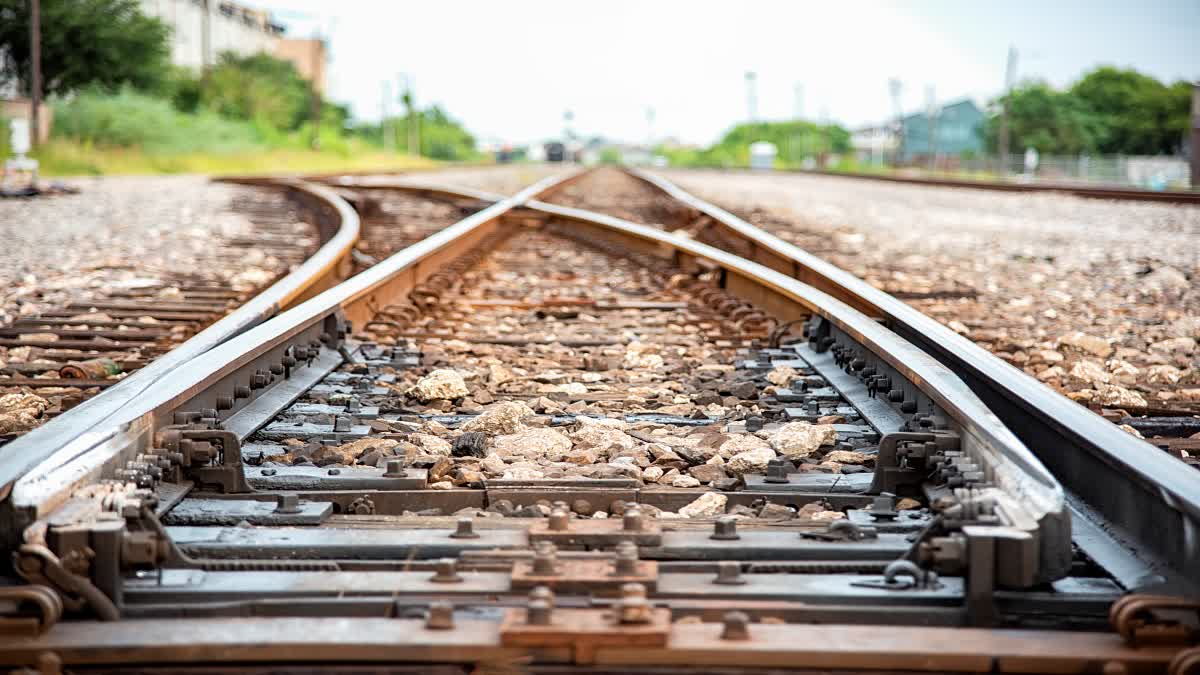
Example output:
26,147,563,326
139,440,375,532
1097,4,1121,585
138,0,284,71
851,125,898,165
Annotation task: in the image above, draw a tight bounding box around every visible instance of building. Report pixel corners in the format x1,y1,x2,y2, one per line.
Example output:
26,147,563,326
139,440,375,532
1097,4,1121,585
850,124,898,165
138,0,285,71
899,98,985,161
138,1,327,93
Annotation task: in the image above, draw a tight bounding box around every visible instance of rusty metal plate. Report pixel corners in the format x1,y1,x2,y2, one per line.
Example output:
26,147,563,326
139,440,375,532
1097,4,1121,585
500,607,670,665
511,559,658,594
528,518,663,547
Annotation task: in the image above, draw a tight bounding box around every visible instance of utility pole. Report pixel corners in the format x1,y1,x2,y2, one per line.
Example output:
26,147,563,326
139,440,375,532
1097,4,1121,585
29,0,41,149
1190,82,1199,189
381,81,394,152
925,85,937,171
997,46,1018,176
200,0,211,80
400,74,417,157
645,106,655,148
889,78,904,166
793,82,804,119
309,34,322,150
744,71,758,121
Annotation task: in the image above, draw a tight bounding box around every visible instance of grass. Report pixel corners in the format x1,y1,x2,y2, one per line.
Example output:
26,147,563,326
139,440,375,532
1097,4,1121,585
33,139,440,177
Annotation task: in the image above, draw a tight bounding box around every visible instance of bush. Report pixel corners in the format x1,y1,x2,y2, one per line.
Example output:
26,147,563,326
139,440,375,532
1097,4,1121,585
53,88,264,154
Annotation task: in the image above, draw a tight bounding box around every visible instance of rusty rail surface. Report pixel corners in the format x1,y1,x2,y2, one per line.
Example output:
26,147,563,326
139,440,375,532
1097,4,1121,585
0,169,1197,672
0,179,359,500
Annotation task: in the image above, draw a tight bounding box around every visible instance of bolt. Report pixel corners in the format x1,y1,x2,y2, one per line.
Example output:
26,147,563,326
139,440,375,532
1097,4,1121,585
710,516,741,541
622,506,644,532
713,561,746,585
333,416,352,433
282,355,297,368
430,558,462,583
887,388,905,402
383,459,407,478
527,586,555,626
275,493,301,514
744,416,764,432
532,542,558,576
868,493,898,521
900,400,918,414
234,385,251,399
615,583,652,624
805,399,819,414
270,364,285,376
548,508,570,532
215,396,234,411
425,602,455,630
450,517,480,539
720,611,751,640
327,468,341,476
262,468,277,477
611,541,639,577
763,458,792,484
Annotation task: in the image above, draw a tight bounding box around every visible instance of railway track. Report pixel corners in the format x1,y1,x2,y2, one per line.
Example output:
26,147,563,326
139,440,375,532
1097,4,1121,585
0,169,1197,673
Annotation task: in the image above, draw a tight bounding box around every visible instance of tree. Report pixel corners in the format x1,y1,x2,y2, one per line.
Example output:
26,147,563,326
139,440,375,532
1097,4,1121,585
0,0,170,97
1070,66,1188,155
200,52,312,131
984,82,1104,155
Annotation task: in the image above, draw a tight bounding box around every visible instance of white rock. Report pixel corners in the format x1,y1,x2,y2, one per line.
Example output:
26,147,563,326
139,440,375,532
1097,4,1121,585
727,446,776,475
766,365,798,387
1118,424,1144,439
767,422,837,460
480,453,507,475
671,475,702,488
718,433,770,460
1150,337,1196,355
1068,360,1110,385
429,480,454,490
678,492,727,518
1058,332,1113,358
410,433,452,457
824,449,871,465
561,382,588,395
461,401,535,435
642,466,665,482
1037,366,1066,381
1147,365,1184,384
571,425,639,457
501,467,544,480
408,369,469,402
492,428,572,462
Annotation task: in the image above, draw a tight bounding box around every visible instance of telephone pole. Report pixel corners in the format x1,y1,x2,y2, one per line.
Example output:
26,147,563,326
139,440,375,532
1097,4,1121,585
200,0,211,80
309,34,322,150
744,71,758,121
381,81,394,152
1190,82,1199,189
925,85,938,171
997,46,1018,176
29,0,41,149
888,78,904,166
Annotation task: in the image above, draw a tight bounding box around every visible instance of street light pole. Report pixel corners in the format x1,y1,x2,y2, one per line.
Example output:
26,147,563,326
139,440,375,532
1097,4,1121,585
997,46,1017,176
29,0,41,149
1191,82,1199,189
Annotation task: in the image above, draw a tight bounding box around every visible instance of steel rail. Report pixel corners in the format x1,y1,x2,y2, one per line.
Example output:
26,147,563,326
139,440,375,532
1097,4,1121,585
686,166,1200,204
5,172,580,524
0,179,359,504
10,170,1070,588
627,167,1200,592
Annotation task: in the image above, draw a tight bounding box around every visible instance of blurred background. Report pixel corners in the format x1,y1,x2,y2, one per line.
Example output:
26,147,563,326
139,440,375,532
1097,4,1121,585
0,0,1196,187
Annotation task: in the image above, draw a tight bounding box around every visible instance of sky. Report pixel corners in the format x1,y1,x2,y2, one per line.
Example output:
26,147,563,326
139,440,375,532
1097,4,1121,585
257,0,1200,147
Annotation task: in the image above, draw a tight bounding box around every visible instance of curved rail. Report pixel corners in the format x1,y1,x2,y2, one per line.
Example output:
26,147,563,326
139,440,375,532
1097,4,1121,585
0,179,359,505
627,167,1200,592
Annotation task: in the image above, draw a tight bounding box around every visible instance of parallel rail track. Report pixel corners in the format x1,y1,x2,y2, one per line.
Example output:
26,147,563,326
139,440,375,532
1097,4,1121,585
0,169,1197,673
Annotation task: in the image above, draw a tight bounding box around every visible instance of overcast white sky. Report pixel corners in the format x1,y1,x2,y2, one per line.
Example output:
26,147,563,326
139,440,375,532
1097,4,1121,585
257,0,1200,146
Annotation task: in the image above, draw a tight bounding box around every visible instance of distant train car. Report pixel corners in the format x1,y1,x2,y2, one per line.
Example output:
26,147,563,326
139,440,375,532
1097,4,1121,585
544,141,566,162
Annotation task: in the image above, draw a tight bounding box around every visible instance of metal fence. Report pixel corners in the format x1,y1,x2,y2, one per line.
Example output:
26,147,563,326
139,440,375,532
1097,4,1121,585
856,152,1192,190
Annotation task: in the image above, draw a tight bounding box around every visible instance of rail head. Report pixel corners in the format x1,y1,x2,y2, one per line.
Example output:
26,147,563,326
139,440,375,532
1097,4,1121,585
627,167,1200,590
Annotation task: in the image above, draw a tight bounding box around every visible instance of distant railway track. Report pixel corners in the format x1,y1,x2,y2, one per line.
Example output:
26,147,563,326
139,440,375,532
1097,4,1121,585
770,167,1200,204
0,168,1196,672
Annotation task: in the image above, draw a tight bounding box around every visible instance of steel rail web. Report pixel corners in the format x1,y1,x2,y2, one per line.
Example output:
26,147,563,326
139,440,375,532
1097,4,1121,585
4,171,582,523
309,168,1199,592
0,179,360,496
627,167,1200,592
14,171,1067,569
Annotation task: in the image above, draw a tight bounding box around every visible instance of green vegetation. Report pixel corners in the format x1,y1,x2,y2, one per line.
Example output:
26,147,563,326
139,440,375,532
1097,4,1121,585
0,1,479,175
0,0,170,96
986,66,1191,156
659,120,850,169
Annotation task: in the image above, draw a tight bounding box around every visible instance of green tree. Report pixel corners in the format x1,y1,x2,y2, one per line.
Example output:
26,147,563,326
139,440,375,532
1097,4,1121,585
200,52,312,131
985,81,1104,154
1069,66,1188,154
0,0,170,97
